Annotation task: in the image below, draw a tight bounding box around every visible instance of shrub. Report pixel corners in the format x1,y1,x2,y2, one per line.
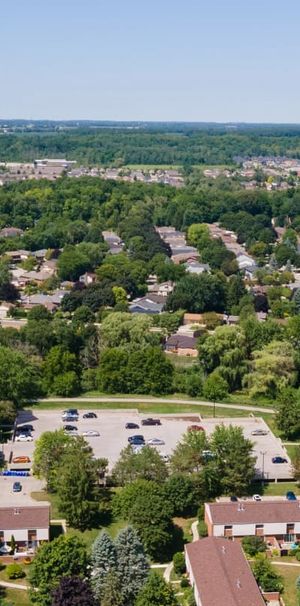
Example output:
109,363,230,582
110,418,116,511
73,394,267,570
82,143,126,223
242,536,267,557
296,550,300,562
197,504,204,521
173,552,186,575
180,578,189,588
198,521,208,538
6,563,25,579
289,548,298,556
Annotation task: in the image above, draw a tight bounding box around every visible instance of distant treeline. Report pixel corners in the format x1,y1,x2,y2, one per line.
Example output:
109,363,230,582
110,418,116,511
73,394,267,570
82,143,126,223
1,124,300,164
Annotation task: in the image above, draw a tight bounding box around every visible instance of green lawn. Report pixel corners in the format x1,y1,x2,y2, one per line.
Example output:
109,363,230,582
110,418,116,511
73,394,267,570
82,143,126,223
0,564,29,586
262,482,300,497
31,491,60,519
33,400,274,421
31,489,127,549
2,588,31,606
272,564,299,606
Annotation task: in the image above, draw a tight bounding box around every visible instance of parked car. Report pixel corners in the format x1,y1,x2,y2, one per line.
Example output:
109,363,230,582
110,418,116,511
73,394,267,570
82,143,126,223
128,435,145,443
147,438,165,446
132,444,145,454
13,482,22,492
12,456,31,464
286,491,297,501
160,453,170,463
83,412,97,419
15,434,33,442
272,456,288,464
188,425,204,432
82,430,100,437
252,494,262,501
230,496,238,502
251,429,268,436
141,418,161,426
62,409,79,421
63,425,78,432
18,424,34,433
125,422,139,429
128,435,145,445
202,449,214,459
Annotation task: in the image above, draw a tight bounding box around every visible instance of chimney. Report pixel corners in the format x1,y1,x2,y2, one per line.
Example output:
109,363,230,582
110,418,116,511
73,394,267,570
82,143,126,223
236,579,241,589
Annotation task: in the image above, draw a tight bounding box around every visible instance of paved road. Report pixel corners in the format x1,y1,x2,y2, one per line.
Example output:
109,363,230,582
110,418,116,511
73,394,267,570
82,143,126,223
41,396,275,414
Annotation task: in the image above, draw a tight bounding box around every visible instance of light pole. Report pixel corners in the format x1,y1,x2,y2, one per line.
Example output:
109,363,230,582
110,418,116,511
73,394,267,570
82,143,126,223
260,450,266,487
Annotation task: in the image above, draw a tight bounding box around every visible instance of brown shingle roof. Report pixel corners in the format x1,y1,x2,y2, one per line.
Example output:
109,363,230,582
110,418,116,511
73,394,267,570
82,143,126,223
185,537,265,606
0,505,50,530
207,500,300,525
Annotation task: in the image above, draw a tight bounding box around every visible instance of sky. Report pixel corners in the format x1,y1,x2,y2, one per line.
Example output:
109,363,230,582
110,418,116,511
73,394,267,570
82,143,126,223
1,0,300,122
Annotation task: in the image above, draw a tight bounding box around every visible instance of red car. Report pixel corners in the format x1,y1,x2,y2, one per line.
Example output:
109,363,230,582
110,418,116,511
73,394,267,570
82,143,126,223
12,456,31,464
188,425,205,432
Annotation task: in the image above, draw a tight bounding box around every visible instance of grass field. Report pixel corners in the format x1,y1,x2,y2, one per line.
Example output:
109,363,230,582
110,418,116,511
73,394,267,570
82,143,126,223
34,400,275,422
273,564,299,606
262,482,300,496
2,588,31,605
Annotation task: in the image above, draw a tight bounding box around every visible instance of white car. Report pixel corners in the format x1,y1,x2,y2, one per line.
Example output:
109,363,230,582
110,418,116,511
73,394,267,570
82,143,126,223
252,494,262,502
132,444,145,454
147,438,165,446
15,434,33,442
82,430,100,437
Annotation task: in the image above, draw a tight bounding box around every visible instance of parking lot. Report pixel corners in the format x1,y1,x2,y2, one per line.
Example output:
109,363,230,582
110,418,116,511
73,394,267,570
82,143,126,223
5,409,292,481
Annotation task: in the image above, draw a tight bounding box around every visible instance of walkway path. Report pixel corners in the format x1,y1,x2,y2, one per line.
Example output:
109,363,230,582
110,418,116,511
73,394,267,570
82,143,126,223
42,396,275,415
191,520,199,542
272,561,300,567
0,580,28,590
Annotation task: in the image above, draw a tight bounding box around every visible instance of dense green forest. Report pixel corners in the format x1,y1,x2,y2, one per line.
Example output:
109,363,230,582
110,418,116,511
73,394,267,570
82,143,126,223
2,123,300,164
0,176,300,412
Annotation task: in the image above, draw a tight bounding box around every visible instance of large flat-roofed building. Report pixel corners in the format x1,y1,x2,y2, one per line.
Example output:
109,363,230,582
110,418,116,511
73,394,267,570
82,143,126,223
0,504,50,551
205,500,300,542
185,537,265,606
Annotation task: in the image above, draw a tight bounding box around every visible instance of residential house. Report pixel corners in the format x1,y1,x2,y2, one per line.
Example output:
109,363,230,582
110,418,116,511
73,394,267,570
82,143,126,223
79,272,97,286
223,314,239,325
185,261,210,274
185,537,265,606
236,253,257,271
102,231,124,254
147,281,174,297
172,252,199,265
0,504,50,553
129,295,165,314
0,303,13,319
183,313,204,325
165,334,198,357
0,227,23,238
205,500,300,546
5,250,30,263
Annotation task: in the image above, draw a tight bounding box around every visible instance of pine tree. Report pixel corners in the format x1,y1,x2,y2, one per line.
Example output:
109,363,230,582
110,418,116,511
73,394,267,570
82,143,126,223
115,526,149,605
101,572,124,606
91,531,117,601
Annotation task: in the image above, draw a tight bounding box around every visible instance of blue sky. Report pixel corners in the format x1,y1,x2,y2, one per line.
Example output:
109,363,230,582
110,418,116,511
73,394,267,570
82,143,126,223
1,0,300,122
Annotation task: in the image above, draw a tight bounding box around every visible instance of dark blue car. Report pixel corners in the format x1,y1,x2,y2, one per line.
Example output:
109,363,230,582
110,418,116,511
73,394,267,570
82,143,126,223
286,491,297,501
13,482,22,492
